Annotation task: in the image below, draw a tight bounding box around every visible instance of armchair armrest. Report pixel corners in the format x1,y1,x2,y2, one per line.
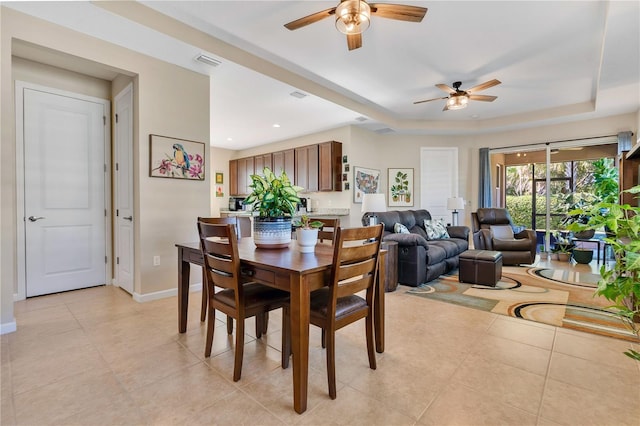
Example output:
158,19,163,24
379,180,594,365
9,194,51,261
382,233,429,248
473,229,494,250
447,226,470,240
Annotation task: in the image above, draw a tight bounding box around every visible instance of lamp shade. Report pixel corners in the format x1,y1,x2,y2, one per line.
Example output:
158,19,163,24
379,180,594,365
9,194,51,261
361,193,387,213
447,197,465,210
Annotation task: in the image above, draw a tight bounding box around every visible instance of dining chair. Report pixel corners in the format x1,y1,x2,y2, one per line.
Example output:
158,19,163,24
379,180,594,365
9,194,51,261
309,217,339,242
197,221,290,381
197,217,242,323
284,224,383,399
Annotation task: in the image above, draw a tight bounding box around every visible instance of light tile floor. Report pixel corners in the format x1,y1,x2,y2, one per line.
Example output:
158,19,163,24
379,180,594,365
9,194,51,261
2,259,639,425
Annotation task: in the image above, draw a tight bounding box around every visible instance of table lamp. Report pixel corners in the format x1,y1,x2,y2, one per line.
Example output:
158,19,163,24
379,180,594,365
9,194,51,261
446,197,465,226
361,193,387,226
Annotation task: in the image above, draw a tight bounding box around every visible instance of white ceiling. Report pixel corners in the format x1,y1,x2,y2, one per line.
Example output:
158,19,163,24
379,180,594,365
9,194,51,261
6,1,639,150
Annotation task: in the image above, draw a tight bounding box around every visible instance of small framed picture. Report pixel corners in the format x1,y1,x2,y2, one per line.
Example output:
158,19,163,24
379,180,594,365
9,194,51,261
343,155,348,163
215,172,224,184
344,164,350,172
342,173,348,181
215,186,224,197
345,182,350,190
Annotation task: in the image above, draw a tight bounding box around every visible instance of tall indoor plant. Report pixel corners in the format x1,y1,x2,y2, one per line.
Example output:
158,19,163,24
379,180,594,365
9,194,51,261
567,185,640,361
244,167,303,248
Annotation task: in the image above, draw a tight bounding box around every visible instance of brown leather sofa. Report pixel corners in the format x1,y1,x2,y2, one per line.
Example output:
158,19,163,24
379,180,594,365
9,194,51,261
368,210,469,286
471,208,536,265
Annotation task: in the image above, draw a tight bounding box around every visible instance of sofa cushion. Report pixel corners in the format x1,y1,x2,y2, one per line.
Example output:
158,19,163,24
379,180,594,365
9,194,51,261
428,240,463,258
490,224,514,239
394,223,410,234
424,219,450,240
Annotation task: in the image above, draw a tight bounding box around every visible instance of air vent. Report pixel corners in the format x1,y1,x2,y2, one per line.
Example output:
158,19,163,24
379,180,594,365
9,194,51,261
195,54,222,67
355,116,368,122
374,127,394,134
290,91,308,99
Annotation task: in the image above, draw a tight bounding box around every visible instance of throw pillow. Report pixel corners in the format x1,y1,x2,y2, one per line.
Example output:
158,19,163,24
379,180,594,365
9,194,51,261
423,219,450,240
489,224,515,240
394,223,410,234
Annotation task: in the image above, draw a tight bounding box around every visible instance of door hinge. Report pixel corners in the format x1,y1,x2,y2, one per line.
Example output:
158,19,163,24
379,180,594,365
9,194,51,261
115,113,119,123
105,209,107,217
116,257,120,265
116,209,119,217
104,164,107,173
105,256,108,264
116,163,119,171
103,116,106,125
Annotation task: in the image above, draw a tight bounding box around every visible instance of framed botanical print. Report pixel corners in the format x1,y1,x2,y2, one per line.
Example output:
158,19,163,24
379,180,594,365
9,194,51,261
353,166,381,203
388,168,414,207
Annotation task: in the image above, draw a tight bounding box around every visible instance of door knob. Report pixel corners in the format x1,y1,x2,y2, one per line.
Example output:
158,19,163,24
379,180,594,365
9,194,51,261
123,216,133,221
28,216,45,222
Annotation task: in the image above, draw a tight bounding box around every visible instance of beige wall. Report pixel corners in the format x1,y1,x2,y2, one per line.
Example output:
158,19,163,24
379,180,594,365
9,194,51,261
1,7,210,329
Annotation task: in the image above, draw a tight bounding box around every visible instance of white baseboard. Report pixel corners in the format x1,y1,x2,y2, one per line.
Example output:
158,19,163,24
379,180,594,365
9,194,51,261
1,320,17,335
133,282,203,303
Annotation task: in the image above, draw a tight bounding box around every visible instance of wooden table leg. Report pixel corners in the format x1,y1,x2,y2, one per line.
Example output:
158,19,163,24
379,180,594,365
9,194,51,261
374,250,386,353
178,247,190,333
290,272,310,414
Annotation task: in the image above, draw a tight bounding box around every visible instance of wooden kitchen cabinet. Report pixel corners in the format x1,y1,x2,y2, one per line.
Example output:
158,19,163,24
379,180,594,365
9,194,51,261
230,156,255,196
319,141,343,192
295,144,319,192
229,159,238,196
272,149,295,179
254,153,272,175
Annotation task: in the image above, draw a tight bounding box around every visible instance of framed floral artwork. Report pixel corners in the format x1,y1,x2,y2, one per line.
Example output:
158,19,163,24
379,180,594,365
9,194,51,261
149,134,205,180
215,172,223,184
353,166,380,203
388,168,413,207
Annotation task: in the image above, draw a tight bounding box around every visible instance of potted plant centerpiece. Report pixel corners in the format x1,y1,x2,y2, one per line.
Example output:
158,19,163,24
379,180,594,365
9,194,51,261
292,215,324,253
567,185,640,361
244,167,303,249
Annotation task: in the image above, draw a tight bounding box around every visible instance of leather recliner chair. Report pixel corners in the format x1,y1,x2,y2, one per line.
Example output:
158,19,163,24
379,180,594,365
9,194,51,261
471,208,536,265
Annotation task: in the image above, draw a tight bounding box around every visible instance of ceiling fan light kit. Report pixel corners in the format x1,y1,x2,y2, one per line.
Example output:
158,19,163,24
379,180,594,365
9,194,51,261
335,0,371,34
284,0,427,50
414,79,501,111
446,94,469,110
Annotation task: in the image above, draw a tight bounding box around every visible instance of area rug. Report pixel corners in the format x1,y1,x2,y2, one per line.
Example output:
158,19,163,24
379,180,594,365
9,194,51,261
407,267,636,342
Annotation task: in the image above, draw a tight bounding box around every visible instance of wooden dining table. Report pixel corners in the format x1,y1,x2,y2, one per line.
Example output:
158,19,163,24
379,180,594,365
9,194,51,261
175,238,386,414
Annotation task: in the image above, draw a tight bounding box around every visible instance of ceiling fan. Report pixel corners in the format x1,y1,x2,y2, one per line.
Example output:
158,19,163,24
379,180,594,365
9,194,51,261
414,79,502,111
284,0,427,51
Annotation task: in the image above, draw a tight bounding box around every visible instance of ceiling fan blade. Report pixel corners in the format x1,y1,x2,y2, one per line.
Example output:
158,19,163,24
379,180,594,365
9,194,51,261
435,83,455,94
369,3,428,22
413,96,447,105
442,104,450,111
347,33,362,50
284,7,336,30
466,79,501,93
469,94,497,102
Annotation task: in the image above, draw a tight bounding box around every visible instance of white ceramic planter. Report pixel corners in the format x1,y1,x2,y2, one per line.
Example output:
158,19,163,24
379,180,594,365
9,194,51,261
253,217,292,249
296,228,318,253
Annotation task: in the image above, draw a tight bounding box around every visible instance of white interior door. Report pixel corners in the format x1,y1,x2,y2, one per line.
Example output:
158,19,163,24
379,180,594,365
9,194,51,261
23,87,107,297
420,147,459,223
114,84,134,294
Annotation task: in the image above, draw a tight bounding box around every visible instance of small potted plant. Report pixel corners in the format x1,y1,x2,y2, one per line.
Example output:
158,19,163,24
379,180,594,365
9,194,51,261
244,167,303,248
292,215,324,253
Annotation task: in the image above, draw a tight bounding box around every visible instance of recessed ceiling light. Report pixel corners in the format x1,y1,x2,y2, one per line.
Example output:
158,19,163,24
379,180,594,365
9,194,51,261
272,124,281,128
290,91,308,99
227,137,233,141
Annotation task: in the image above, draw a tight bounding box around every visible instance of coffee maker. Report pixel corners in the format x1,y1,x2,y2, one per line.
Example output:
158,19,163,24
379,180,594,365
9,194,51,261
228,197,245,211
299,197,312,212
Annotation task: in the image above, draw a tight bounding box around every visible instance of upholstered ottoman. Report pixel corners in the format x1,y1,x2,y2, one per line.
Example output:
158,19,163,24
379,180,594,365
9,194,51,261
459,250,503,287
